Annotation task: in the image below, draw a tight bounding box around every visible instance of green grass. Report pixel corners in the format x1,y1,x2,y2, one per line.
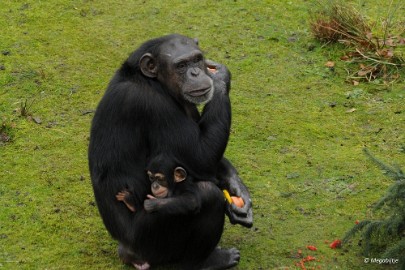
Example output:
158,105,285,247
1,1,404,269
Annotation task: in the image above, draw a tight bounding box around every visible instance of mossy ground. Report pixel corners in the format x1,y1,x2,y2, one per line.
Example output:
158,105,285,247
1,1,404,269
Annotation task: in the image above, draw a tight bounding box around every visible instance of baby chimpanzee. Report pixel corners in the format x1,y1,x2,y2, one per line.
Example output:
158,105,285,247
116,155,204,270
116,154,209,216
116,162,188,213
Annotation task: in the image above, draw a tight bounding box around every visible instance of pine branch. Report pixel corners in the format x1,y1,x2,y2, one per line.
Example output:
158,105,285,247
343,220,370,243
363,221,383,256
381,238,405,262
343,149,405,262
363,148,405,181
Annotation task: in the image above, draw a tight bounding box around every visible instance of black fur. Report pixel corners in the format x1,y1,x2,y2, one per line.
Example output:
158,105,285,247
88,34,241,268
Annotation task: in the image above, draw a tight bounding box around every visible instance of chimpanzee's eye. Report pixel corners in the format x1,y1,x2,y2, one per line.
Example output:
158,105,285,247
176,62,187,71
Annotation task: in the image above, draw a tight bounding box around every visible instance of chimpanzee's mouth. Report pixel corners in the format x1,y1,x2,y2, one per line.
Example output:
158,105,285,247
155,190,168,198
188,87,211,97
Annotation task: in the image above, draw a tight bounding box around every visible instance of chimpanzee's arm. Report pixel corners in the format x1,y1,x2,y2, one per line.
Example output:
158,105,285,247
190,61,232,176
143,194,201,215
217,158,253,228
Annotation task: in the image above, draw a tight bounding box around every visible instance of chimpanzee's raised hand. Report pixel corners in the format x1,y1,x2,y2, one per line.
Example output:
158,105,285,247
205,59,231,95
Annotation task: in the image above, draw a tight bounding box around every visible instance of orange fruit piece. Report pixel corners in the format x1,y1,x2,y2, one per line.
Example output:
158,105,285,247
231,196,244,208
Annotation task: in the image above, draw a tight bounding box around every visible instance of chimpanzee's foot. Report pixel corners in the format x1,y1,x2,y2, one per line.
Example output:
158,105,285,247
118,243,149,269
118,243,135,265
203,247,240,270
116,191,136,212
133,262,150,270
116,191,127,202
187,247,240,270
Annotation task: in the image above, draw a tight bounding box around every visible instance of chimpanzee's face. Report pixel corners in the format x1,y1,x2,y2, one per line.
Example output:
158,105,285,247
159,37,214,104
139,36,214,104
147,171,169,198
147,166,187,198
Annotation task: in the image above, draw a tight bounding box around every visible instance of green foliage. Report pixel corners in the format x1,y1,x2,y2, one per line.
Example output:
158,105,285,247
310,0,405,84
309,0,372,43
343,149,405,269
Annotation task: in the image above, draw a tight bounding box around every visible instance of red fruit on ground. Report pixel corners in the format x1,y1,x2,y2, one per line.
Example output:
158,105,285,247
329,239,342,249
307,245,317,251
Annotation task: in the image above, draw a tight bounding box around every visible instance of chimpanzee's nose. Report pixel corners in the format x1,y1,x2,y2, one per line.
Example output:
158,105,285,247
191,68,200,76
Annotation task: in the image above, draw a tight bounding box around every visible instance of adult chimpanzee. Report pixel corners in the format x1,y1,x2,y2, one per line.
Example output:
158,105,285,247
88,34,253,269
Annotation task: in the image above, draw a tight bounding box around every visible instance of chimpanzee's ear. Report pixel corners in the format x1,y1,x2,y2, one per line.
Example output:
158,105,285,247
140,53,158,78
147,171,154,182
174,167,187,183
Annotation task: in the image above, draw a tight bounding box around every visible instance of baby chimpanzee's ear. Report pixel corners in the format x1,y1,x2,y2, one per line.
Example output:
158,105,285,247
174,167,187,182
